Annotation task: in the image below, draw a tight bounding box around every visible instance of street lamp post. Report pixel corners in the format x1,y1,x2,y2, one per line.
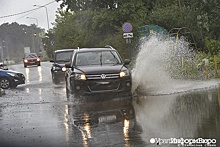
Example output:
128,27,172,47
26,17,38,26
2,40,9,61
33,5,50,30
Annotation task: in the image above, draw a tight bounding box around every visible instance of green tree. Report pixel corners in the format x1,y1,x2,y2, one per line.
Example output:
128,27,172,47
0,23,44,62
47,0,220,59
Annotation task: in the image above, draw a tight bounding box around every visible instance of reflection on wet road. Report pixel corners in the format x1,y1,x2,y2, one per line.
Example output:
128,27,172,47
66,98,138,147
134,88,220,146
0,63,219,146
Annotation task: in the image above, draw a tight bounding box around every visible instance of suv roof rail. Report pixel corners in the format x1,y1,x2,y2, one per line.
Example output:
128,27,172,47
105,45,114,49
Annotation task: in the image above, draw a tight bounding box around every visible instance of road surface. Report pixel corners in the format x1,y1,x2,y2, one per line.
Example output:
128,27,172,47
0,62,219,146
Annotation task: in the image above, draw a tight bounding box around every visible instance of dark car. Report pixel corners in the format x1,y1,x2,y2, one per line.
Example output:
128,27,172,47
0,68,25,89
50,49,75,84
23,53,41,68
65,46,132,98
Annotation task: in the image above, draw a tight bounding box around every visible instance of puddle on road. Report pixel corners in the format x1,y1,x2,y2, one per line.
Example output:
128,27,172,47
133,87,220,146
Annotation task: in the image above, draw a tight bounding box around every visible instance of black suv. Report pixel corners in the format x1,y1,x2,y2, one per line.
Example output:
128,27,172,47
50,49,75,84
65,46,132,98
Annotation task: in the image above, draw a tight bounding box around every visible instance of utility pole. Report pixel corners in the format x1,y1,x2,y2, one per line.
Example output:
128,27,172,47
33,5,50,30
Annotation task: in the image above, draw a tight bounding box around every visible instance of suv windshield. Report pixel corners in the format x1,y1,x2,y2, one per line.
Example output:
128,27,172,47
55,51,73,63
75,51,121,66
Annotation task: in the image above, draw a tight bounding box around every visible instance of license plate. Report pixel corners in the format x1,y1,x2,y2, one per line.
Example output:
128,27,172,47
98,115,116,123
95,81,110,85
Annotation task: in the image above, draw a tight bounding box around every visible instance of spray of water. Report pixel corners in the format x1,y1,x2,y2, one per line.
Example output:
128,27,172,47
132,34,220,95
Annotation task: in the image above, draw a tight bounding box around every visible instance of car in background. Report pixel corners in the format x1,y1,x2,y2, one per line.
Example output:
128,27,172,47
50,49,75,84
23,53,41,68
0,68,25,89
0,63,8,70
65,46,132,98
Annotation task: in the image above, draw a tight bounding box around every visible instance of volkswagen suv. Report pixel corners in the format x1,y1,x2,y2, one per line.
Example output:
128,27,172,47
65,46,132,98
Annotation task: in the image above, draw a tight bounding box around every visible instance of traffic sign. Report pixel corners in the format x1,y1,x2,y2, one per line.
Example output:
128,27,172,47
39,32,45,38
123,33,133,38
122,22,132,33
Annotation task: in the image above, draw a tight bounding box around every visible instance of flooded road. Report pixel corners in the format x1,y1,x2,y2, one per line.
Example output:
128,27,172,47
0,63,219,146
134,88,220,146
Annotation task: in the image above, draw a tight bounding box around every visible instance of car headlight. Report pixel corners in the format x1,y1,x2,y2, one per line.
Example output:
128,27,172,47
120,70,130,78
74,73,86,80
62,67,67,72
24,59,28,63
37,58,40,61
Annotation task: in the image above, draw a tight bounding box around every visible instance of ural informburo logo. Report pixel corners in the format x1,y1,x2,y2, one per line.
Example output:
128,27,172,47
150,138,217,146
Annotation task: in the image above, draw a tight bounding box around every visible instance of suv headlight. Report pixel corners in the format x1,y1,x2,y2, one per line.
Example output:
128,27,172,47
74,73,86,80
62,67,67,72
120,70,130,78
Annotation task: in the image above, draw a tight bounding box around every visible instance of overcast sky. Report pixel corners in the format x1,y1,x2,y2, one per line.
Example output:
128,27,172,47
0,0,61,31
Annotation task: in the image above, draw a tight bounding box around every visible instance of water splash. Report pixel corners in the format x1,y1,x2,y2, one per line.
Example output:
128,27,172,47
132,35,172,91
132,34,220,95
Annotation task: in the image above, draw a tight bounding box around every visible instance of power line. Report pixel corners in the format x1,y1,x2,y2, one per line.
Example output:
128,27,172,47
0,1,56,19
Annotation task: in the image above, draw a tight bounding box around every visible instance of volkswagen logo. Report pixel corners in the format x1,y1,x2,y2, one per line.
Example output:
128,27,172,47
101,74,106,79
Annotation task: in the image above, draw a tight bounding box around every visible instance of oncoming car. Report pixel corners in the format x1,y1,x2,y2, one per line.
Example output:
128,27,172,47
50,49,75,84
65,46,132,98
0,68,25,89
23,53,41,68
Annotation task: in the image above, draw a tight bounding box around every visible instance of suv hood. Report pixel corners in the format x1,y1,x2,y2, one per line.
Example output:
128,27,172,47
76,65,124,74
54,63,66,67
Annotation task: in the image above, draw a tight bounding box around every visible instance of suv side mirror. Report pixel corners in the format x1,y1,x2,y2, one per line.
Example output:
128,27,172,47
65,63,71,68
124,59,130,65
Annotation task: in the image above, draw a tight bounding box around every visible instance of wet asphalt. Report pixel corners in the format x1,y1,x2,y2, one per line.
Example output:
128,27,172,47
0,62,219,147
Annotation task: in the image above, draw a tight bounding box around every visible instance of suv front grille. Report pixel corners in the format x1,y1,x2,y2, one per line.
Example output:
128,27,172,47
86,73,119,80
86,73,120,92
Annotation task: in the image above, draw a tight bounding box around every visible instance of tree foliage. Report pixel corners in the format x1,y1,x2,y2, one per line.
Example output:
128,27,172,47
1,0,220,61
0,23,43,62
50,0,220,58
